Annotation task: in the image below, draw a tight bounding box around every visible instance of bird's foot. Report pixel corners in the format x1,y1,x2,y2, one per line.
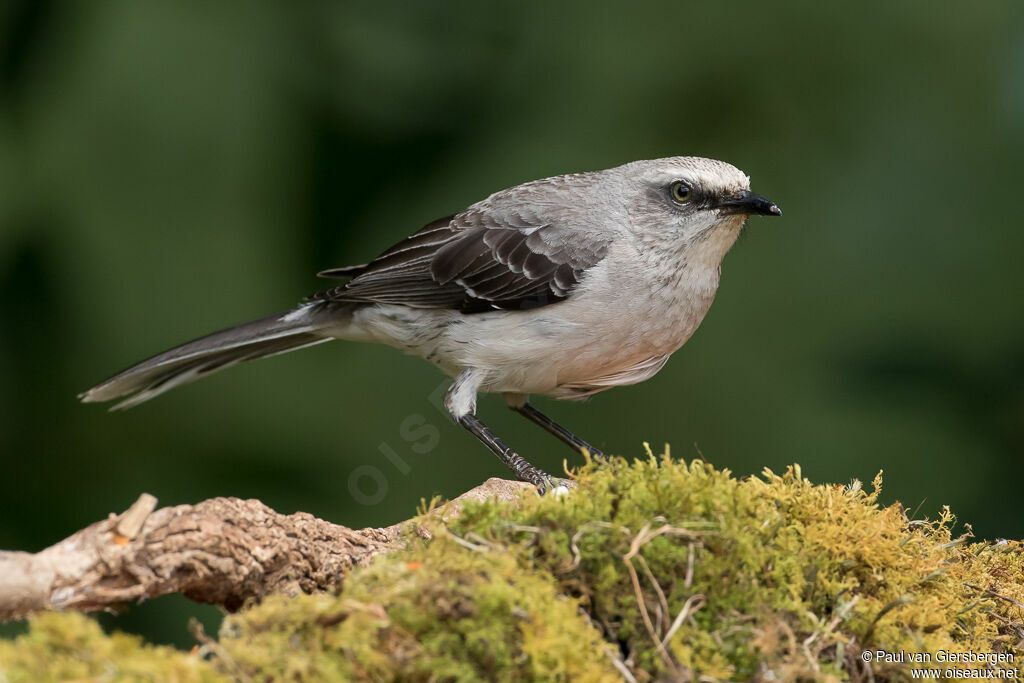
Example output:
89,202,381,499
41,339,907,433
539,477,574,496
528,471,574,496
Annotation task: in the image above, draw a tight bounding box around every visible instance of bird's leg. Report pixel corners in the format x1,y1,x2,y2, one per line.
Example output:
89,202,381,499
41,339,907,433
504,394,606,459
456,414,557,490
446,371,558,491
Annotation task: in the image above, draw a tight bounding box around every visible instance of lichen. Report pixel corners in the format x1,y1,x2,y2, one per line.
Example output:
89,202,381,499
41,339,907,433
2,452,1022,682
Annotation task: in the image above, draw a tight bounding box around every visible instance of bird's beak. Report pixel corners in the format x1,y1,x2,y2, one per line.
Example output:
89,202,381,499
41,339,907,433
718,190,782,217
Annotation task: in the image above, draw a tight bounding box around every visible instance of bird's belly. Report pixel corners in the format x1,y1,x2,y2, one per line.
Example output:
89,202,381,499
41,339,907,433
442,292,713,397
349,267,717,398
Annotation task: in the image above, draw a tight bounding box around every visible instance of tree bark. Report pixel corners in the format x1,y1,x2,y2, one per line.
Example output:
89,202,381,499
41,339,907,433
0,478,533,621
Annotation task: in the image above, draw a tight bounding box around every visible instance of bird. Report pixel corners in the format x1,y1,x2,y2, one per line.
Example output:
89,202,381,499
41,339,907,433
80,157,781,491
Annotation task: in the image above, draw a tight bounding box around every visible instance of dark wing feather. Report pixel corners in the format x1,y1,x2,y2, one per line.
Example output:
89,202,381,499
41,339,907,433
309,202,611,313
317,264,368,279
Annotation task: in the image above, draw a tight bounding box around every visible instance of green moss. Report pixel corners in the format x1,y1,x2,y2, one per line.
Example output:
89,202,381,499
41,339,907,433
0,611,225,682
3,453,1022,681
220,538,617,681
444,452,1024,680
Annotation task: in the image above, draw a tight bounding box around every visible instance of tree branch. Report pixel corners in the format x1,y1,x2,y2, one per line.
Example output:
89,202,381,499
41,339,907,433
0,478,533,621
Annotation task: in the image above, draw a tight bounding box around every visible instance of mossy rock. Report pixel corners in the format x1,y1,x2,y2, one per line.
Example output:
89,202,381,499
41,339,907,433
2,453,1022,681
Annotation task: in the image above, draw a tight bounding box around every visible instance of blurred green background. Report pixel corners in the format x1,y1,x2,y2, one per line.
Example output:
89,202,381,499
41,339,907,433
2,0,1022,647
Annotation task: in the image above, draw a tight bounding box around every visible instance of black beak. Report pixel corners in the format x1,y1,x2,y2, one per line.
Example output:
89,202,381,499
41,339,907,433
718,190,782,217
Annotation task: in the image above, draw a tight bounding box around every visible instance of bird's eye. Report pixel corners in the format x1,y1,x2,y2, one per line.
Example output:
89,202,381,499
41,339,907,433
670,181,692,203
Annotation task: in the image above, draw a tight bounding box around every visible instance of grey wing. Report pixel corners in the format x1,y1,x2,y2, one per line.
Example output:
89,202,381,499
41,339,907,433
310,208,612,313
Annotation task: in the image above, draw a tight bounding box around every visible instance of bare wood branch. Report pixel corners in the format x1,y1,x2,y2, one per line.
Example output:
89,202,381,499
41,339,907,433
0,478,533,622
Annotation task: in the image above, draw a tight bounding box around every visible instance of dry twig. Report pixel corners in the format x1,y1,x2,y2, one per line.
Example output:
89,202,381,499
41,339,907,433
0,478,532,621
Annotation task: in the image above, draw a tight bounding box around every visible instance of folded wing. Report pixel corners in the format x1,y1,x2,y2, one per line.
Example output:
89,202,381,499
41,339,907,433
311,201,613,313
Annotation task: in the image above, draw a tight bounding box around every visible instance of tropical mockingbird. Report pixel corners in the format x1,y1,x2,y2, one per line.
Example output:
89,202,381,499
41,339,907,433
81,157,781,490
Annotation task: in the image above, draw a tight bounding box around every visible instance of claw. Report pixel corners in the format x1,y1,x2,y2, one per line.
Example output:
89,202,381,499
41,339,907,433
535,476,572,497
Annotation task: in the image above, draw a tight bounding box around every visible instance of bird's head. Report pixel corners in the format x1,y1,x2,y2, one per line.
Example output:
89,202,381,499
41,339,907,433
618,156,781,262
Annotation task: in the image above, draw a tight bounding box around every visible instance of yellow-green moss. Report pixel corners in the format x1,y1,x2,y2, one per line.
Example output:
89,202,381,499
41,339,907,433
440,454,1024,680
2,453,1022,682
0,611,225,682
219,538,618,681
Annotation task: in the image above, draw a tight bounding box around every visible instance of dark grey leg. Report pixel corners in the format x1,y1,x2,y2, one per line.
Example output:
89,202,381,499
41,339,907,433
511,402,606,459
457,414,558,491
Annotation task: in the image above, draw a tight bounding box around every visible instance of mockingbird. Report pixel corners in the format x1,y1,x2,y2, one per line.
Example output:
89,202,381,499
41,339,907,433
81,157,780,490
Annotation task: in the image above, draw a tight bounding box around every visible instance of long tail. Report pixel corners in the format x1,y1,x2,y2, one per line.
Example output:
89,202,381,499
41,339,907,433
80,303,341,410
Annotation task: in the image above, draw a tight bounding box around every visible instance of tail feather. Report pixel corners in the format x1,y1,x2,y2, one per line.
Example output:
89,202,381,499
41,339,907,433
80,305,337,409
